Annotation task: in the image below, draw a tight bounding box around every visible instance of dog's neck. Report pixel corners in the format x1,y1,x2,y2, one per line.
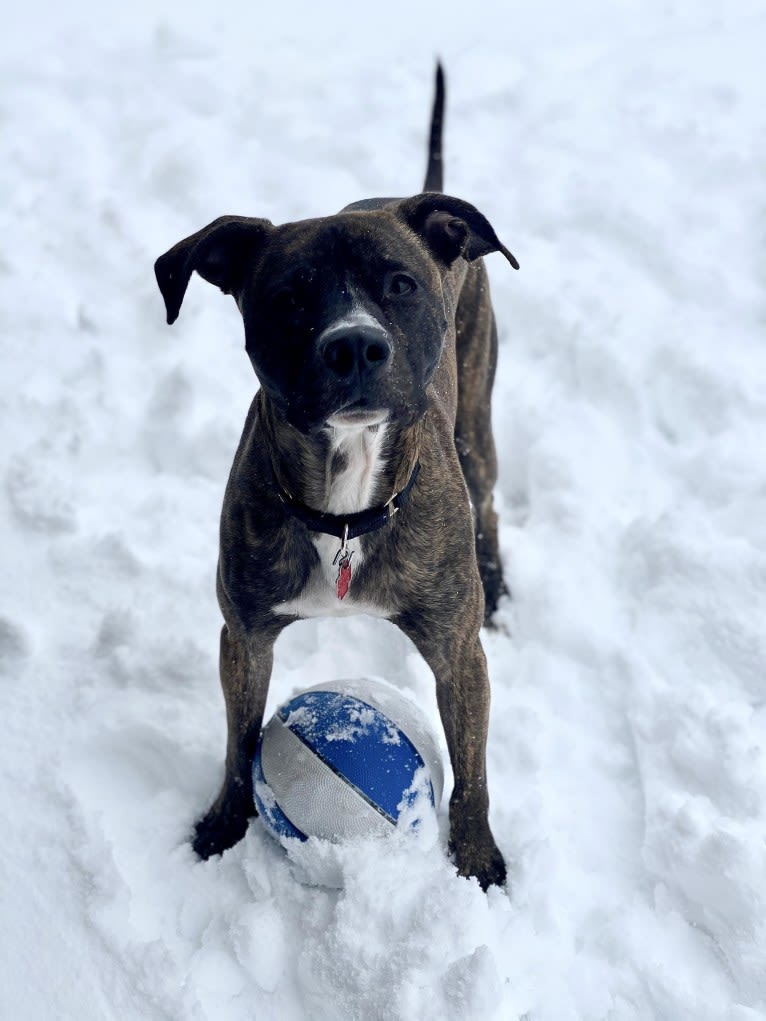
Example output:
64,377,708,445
260,396,420,515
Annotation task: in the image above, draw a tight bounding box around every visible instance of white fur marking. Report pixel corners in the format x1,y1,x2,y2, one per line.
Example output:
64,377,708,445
273,422,394,619
317,307,384,342
273,584,392,620
326,422,389,515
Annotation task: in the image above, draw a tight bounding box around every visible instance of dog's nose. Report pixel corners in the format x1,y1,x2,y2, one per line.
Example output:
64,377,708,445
318,325,392,379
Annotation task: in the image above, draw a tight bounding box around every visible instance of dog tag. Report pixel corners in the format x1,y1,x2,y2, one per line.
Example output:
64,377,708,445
336,552,353,600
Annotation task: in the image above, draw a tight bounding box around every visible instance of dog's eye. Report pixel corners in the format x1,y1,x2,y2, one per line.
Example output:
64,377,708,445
272,288,306,316
387,273,418,297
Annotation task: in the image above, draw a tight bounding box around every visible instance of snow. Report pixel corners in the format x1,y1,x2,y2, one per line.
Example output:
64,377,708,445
2,0,766,1017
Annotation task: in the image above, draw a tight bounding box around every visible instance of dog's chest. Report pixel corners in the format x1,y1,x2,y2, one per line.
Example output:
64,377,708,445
273,425,393,619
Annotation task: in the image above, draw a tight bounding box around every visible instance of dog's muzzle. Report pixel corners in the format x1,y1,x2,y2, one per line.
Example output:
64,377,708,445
316,314,392,382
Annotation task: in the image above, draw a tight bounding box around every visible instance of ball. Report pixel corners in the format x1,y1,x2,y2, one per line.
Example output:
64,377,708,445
253,678,444,843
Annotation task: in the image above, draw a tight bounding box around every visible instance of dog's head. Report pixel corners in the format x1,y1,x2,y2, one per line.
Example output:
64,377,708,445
155,195,517,434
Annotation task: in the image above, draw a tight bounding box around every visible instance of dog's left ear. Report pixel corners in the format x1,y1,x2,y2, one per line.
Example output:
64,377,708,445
154,215,274,325
399,193,519,270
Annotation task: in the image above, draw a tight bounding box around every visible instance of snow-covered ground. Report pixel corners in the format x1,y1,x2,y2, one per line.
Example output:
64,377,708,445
2,1,765,1017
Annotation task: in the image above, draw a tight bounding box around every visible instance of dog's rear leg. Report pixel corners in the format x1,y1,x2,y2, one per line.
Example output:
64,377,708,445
456,428,505,625
193,623,276,859
454,264,507,623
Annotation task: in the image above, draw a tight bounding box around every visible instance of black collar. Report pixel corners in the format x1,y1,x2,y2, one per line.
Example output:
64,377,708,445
274,461,421,541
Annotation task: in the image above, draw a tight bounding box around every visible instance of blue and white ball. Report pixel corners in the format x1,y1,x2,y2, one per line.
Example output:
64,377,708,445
253,678,444,843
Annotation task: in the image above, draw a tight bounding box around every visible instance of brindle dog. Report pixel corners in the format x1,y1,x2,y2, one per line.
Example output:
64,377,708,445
155,65,518,889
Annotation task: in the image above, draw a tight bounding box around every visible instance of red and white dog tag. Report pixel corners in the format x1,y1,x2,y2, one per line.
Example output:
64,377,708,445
335,551,353,600
333,525,354,600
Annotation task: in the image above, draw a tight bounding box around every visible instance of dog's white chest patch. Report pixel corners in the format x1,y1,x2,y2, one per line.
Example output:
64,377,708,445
273,424,393,620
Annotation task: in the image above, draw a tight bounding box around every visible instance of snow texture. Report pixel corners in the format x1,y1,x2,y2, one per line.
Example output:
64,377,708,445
2,1,766,1018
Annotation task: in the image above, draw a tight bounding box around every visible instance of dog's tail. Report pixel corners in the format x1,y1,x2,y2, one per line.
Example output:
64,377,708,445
422,62,445,193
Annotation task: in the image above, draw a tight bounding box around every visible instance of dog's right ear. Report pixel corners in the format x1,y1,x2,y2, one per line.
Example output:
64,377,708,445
154,216,274,324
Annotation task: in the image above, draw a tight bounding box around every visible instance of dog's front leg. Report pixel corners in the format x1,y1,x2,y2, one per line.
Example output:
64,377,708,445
438,635,506,890
398,614,506,891
193,623,277,859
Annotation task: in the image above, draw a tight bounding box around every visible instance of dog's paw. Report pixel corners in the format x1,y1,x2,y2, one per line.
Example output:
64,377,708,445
462,848,507,892
480,567,510,628
192,798,253,860
451,838,507,892
472,847,508,892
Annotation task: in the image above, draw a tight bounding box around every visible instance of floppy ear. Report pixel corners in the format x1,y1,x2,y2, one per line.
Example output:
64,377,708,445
399,193,519,270
154,215,274,324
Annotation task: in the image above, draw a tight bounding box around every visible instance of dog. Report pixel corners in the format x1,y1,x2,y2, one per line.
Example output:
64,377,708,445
154,65,518,890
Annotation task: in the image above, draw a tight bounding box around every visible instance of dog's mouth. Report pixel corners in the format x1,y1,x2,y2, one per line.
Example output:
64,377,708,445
326,407,389,429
